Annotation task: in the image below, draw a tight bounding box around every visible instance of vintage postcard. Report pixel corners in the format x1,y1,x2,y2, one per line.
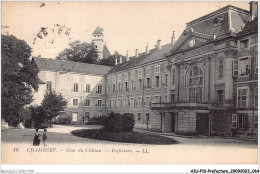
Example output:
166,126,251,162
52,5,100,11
1,1,258,167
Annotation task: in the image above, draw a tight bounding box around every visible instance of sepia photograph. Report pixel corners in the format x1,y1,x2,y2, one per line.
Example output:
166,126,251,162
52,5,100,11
1,1,259,172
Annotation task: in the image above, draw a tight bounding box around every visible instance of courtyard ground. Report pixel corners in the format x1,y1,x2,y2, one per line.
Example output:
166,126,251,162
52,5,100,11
1,124,258,164
2,124,257,147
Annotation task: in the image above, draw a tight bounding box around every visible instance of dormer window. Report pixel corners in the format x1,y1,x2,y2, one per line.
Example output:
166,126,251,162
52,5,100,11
240,39,249,49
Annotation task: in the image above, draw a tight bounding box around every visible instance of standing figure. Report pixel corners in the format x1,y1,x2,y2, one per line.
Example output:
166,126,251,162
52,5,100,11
43,128,48,146
33,129,41,146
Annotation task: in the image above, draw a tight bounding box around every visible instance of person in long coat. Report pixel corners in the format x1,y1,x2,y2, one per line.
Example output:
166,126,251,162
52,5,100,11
33,129,41,146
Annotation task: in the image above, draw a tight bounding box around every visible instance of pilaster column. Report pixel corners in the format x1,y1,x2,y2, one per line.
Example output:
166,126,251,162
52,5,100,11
224,58,234,105
179,64,185,102
210,54,216,102
224,49,237,106
175,64,180,102
166,64,172,102
204,56,210,102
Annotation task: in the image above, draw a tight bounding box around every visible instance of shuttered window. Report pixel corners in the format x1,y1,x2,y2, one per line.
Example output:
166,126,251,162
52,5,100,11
232,114,237,129
237,87,248,108
233,59,238,77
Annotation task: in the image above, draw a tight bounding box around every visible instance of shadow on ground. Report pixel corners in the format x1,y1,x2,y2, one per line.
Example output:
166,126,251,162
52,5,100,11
1,124,104,144
71,129,178,145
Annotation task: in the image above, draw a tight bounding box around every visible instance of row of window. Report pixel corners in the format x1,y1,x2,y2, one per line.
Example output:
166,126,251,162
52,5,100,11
46,81,102,94
107,74,168,94
188,86,257,108
50,84,257,109
72,98,103,107
71,111,103,122
107,95,167,108
46,73,104,84
238,35,258,49
231,113,258,129
237,87,258,108
137,113,150,122
233,55,258,77
108,64,167,84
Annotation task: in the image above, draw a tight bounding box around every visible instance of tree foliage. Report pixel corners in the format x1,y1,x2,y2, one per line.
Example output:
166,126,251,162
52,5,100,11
56,41,99,64
103,112,135,132
30,105,47,128
41,90,67,127
1,34,39,127
99,51,120,67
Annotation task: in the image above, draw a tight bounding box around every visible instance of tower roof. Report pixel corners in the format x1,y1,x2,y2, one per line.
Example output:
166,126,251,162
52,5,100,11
92,26,104,35
103,45,111,59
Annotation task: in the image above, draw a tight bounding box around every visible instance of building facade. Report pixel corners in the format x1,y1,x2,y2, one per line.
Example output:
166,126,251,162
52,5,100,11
106,38,175,130
32,58,111,124
32,2,258,138
151,2,258,138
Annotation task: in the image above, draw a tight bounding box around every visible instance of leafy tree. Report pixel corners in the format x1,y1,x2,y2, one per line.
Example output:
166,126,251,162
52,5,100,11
56,41,99,64
30,105,47,129
41,90,67,127
99,51,120,67
1,35,39,127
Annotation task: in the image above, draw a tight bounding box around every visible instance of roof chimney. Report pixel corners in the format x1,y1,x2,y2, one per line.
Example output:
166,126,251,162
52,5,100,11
157,40,161,50
250,1,258,21
135,49,139,58
115,57,118,65
126,50,129,61
171,31,175,47
146,42,149,54
119,56,122,64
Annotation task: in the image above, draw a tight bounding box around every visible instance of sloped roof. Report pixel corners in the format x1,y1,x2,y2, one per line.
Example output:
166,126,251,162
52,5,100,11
169,5,249,55
237,17,258,36
32,57,112,75
107,48,157,74
92,26,104,35
103,45,111,59
107,44,172,75
139,43,172,65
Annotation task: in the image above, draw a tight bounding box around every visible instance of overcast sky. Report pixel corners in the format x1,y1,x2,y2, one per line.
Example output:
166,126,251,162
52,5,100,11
2,1,250,58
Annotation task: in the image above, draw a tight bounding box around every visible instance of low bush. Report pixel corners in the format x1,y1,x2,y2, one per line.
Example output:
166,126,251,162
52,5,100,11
89,116,107,125
122,113,135,132
103,112,135,132
175,132,198,137
55,116,72,125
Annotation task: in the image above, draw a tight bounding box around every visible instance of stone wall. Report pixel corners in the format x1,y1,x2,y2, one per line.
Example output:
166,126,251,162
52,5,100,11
177,110,196,133
150,110,162,132
211,111,230,135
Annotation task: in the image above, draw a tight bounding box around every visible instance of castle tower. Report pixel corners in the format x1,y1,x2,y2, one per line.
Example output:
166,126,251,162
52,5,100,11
92,26,104,59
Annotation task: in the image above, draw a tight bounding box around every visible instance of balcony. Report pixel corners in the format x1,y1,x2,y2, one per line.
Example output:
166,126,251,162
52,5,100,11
151,102,213,110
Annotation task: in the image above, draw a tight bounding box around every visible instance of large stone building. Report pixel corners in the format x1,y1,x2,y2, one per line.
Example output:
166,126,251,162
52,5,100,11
32,58,112,123
33,2,258,138
152,2,258,137
106,37,175,129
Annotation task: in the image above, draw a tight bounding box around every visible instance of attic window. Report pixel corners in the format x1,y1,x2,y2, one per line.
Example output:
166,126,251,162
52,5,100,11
213,17,223,28
240,39,249,49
